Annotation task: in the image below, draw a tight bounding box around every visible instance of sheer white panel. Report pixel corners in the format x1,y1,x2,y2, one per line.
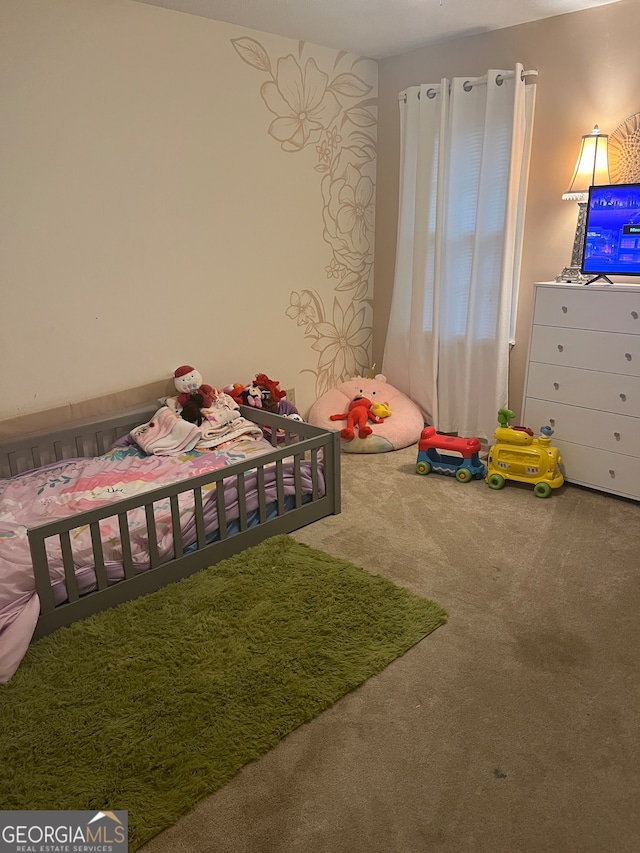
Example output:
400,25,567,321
383,65,536,443
382,83,446,426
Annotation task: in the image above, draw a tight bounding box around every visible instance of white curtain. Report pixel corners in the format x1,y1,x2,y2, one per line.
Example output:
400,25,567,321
382,65,536,443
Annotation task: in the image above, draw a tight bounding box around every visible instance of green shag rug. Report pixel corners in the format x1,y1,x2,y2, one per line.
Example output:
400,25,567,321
0,535,447,850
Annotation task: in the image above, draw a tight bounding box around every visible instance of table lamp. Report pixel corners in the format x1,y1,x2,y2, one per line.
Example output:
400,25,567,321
556,125,610,283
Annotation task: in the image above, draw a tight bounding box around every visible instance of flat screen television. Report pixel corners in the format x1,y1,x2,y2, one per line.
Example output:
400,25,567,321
581,182,640,283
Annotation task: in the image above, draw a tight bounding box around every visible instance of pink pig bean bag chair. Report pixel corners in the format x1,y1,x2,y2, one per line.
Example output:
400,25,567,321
308,375,425,453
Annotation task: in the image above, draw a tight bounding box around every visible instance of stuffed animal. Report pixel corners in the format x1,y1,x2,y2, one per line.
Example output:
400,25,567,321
330,396,384,441
278,399,303,420
222,383,245,407
254,373,286,412
242,383,262,408
308,374,424,453
179,392,207,426
370,400,392,419
224,382,264,408
174,365,215,409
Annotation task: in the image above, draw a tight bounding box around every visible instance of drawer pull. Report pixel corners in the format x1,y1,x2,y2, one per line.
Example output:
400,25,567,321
620,393,627,402
561,306,568,313
632,311,638,320
614,432,620,441
625,352,632,361
549,418,555,426
553,382,560,390
609,470,616,479
557,344,564,352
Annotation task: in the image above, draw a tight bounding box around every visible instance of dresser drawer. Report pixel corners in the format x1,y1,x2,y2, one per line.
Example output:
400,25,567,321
526,362,640,417
522,397,640,457
529,325,640,376
556,440,640,500
533,286,640,334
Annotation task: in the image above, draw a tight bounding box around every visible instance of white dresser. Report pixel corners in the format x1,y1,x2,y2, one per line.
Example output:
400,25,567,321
522,281,640,501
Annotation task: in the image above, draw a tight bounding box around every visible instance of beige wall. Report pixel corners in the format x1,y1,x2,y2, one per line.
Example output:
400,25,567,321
374,0,639,420
5,0,637,433
1,0,377,427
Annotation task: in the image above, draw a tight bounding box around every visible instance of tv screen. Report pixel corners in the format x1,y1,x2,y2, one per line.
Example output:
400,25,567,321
581,182,640,279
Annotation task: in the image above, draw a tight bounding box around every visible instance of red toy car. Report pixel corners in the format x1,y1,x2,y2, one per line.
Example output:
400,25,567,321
416,426,486,482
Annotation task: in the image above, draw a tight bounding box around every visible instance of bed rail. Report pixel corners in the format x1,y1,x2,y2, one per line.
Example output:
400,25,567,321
1,404,340,639
0,404,157,478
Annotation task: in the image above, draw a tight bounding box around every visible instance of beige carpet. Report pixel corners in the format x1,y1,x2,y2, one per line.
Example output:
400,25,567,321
142,444,640,853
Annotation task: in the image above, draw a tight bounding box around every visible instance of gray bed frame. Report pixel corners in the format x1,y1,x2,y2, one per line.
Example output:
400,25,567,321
0,404,341,640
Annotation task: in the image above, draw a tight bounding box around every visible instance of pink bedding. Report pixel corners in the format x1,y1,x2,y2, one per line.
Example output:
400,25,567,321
0,436,322,683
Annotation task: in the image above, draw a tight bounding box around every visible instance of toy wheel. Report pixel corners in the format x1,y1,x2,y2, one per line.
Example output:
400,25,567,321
416,461,431,475
533,482,552,498
455,468,472,483
487,473,506,490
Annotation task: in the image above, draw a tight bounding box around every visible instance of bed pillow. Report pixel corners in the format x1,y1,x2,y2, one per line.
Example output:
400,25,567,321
308,375,424,453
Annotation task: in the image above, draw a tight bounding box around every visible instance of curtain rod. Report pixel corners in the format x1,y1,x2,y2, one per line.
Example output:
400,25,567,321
399,68,538,102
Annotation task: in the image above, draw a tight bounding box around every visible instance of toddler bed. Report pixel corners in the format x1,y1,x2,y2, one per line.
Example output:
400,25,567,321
0,404,341,682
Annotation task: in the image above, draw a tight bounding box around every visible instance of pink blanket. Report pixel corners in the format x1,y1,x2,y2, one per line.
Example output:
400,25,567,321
0,436,288,683
131,398,264,454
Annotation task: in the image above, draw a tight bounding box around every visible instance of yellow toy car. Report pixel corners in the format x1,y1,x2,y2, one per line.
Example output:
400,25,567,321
486,409,564,498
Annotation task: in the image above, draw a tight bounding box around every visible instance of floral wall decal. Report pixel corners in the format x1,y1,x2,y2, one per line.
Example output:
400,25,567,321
231,37,377,398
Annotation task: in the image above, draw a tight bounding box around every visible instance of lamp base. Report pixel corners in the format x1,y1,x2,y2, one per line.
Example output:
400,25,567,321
555,266,592,284
556,201,591,284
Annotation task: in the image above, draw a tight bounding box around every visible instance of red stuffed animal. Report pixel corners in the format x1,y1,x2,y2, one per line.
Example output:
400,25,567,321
330,396,384,441
254,373,286,410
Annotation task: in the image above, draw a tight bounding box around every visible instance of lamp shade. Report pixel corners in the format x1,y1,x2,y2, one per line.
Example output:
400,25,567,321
562,125,611,201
